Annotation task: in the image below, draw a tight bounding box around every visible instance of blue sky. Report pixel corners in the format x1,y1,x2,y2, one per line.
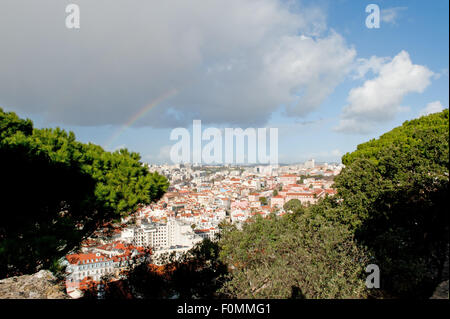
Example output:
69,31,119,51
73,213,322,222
1,0,448,164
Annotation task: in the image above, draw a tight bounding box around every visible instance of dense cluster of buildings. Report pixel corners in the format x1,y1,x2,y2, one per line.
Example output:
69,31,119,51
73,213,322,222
63,241,148,298
63,160,342,298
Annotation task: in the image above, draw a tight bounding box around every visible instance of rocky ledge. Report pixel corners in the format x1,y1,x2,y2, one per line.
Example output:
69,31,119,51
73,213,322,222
430,280,449,299
0,270,68,299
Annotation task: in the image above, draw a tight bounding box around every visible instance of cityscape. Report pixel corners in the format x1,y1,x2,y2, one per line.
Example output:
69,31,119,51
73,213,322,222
63,160,342,298
0,0,448,312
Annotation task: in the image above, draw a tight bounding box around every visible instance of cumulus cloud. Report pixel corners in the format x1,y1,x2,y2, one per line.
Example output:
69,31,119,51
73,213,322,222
381,7,408,25
0,0,355,128
335,51,434,134
352,56,390,80
419,101,445,117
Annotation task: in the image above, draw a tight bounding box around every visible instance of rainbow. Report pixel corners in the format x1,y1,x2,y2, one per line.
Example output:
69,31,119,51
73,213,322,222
105,88,178,150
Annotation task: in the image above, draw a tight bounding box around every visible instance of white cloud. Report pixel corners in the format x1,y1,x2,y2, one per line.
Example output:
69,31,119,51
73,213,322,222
144,145,172,164
265,31,356,117
0,0,355,128
381,7,407,25
437,68,449,79
335,51,434,134
352,56,390,80
419,101,445,117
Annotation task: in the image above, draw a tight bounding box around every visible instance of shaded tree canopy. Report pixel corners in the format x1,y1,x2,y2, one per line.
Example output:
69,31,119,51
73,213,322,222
332,110,449,297
0,108,169,277
259,196,268,206
283,199,304,215
2,108,447,300
218,213,368,298
217,110,449,299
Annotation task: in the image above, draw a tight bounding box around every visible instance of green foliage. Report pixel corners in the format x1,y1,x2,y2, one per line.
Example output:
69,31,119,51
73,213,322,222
341,109,449,166
297,175,307,184
0,109,33,139
218,214,369,298
216,110,448,299
0,107,169,277
259,196,268,206
333,109,449,298
283,199,305,215
2,108,447,300
297,174,308,184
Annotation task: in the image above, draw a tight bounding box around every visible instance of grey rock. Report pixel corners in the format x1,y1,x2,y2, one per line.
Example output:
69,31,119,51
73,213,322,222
0,270,68,299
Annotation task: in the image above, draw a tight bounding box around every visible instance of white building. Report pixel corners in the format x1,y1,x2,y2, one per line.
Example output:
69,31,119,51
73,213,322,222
129,218,202,251
304,159,315,169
